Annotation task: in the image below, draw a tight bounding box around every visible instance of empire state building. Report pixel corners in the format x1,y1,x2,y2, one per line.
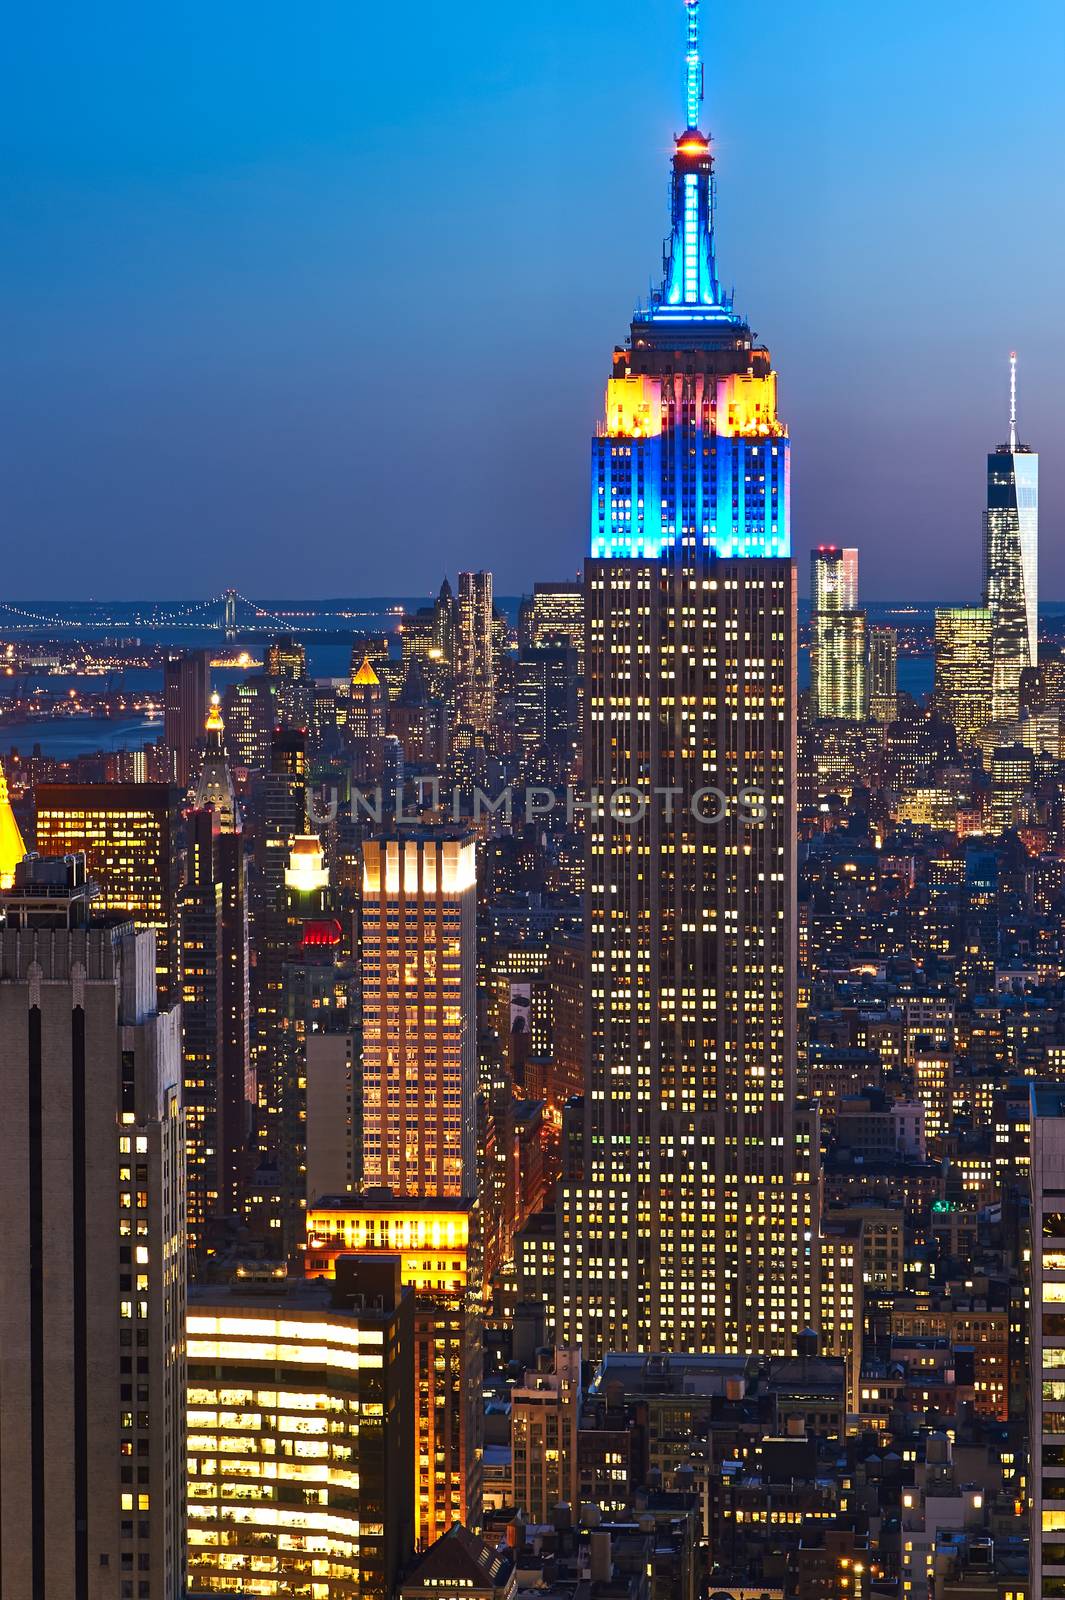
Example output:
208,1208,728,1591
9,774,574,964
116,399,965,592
546,0,819,1358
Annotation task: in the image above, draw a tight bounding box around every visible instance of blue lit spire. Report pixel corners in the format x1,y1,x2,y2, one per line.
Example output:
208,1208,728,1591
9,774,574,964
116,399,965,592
640,0,739,331
685,0,703,131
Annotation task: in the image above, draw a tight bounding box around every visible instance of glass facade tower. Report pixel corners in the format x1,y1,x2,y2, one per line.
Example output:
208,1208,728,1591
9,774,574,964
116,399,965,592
986,354,1038,722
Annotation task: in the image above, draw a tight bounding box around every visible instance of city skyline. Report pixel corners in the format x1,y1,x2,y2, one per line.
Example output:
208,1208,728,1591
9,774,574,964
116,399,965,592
1,2,1064,1594
2,0,1062,600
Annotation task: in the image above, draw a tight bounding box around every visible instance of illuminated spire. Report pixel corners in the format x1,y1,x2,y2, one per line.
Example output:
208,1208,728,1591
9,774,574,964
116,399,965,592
194,691,241,832
0,758,27,890
1009,350,1018,454
640,0,738,332
685,0,703,132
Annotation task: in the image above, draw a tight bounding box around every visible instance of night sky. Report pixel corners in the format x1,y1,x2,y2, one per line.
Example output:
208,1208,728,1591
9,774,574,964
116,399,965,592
2,0,1062,600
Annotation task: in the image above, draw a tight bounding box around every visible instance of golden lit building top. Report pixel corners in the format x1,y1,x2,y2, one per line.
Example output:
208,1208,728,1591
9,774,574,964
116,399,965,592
362,834,476,897
306,1193,474,1296
0,760,26,890
351,653,381,688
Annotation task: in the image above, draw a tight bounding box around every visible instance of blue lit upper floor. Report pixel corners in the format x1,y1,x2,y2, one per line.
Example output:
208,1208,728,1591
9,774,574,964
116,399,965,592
590,424,790,561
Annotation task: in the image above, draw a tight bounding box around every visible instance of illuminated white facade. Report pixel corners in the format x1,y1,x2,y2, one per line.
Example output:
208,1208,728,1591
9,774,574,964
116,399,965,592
186,1261,413,1598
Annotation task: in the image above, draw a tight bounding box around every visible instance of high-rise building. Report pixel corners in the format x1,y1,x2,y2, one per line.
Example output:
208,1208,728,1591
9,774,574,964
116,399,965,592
810,547,867,721
0,853,186,1600
521,581,585,656
361,833,477,1200
186,1257,414,1599
349,652,387,779
265,635,307,682
305,1192,483,1549
510,1346,582,1524
35,781,183,1007
1030,1084,1065,1600
934,606,994,750
868,625,898,724
986,353,1038,723
222,675,278,772
163,648,211,787
456,572,495,736
513,647,578,770
180,696,251,1266
549,0,818,1360
990,742,1034,834
811,545,858,611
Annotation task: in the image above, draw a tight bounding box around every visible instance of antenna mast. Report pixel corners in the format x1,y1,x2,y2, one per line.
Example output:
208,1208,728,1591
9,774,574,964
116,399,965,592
1009,351,1018,453
685,0,703,131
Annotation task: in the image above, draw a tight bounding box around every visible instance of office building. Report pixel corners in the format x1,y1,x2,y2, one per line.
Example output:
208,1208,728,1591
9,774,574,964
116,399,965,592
811,544,858,612
868,625,898,723
456,571,495,737
306,1192,483,1549
934,606,993,750
990,742,1034,834
186,1257,414,1599
0,854,186,1600
810,547,866,721
550,0,818,1360
513,646,578,769
180,697,251,1266
349,653,387,779
1030,1085,1065,1600
35,781,183,1007
510,1346,582,1524
264,635,307,682
306,1028,360,1203
360,834,477,1200
986,352,1038,722
222,675,278,772
163,648,211,787
520,580,584,656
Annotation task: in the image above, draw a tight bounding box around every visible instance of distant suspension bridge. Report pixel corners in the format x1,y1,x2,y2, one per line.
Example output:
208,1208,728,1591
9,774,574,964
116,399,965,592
0,590,404,637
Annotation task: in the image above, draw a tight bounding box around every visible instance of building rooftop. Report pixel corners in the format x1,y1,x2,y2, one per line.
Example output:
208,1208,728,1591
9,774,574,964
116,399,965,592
309,1187,475,1215
1032,1082,1065,1119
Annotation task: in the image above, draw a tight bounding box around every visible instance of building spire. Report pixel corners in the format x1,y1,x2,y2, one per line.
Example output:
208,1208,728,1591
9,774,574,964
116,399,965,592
685,0,703,131
1009,350,1018,454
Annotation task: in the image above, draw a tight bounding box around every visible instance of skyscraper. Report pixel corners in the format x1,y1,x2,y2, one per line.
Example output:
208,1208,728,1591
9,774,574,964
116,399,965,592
1029,1084,1065,1600
0,854,186,1599
360,834,477,1200
548,0,818,1359
180,695,251,1265
187,1257,414,1599
986,352,1038,723
868,625,899,724
349,652,387,779
934,606,994,751
35,781,183,1007
305,1194,483,1549
810,547,867,721
456,572,495,737
163,648,211,788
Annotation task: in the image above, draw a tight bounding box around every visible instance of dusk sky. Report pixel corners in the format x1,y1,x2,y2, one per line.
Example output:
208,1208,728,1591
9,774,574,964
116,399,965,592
2,0,1062,601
